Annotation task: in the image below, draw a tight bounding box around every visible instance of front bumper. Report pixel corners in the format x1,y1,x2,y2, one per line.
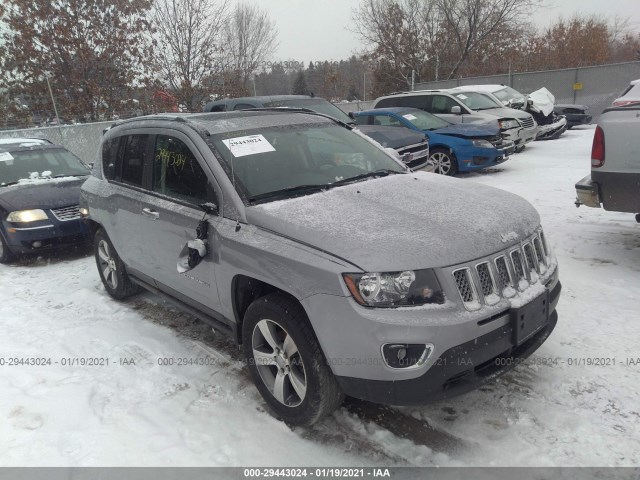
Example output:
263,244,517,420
456,145,509,172
502,126,538,148
565,114,592,128
336,292,559,405
536,116,567,140
2,217,90,255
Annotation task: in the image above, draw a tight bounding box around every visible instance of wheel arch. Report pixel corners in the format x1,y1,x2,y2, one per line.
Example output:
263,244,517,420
231,274,305,345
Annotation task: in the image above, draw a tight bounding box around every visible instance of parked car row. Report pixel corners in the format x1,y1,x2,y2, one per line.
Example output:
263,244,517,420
12,77,629,428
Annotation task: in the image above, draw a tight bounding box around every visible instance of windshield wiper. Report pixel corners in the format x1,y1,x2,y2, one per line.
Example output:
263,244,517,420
249,184,330,204
51,173,88,178
330,169,403,187
0,181,19,187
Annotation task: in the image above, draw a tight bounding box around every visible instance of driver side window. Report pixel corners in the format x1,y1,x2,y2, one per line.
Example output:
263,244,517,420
152,135,215,206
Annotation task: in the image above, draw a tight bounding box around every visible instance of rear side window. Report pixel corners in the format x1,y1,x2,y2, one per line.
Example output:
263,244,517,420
377,95,431,111
152,135,211,205
208,104,227,112
233,103,258,110
102,137,120,179
120,135,148,186
430,95,459,114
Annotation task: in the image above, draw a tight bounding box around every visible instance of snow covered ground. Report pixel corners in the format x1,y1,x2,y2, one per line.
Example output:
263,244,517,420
1,125,639,467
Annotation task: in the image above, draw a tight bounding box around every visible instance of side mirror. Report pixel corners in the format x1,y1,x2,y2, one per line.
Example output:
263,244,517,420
348,111,355,120
451,106,462,115
106,163,115,180
199,202,218,216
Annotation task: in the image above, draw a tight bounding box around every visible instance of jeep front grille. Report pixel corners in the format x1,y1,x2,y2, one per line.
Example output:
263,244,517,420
51,205,81,222
451,230,553,310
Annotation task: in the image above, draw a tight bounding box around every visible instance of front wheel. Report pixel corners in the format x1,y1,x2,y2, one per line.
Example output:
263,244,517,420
427,148,458,176
0,230,15,264
94,229,140,300
242,293,344,426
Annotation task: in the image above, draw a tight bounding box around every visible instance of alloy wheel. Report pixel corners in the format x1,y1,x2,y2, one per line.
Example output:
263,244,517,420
97,239,118,290
428,151,453,175
252,319,307,407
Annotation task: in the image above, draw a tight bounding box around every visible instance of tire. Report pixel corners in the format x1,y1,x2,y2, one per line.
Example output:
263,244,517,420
242,293,344,426
427,148,458,176
94,229,140,300
0,230,15,264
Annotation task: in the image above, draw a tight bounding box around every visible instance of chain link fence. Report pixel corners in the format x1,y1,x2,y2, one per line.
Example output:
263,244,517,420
412,61,640,122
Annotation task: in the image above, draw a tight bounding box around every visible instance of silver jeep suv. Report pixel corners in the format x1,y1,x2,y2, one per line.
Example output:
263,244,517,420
80,110,561,426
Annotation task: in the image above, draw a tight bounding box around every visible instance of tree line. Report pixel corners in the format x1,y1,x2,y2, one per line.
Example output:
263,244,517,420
1,0,639,129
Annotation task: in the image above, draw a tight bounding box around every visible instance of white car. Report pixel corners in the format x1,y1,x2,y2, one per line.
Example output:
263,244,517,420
613,79,640,107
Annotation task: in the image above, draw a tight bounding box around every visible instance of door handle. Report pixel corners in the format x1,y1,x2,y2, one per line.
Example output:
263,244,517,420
142,208,159,220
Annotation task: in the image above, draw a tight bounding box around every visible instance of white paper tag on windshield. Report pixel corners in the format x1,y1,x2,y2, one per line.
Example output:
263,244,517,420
456,94,468,100
222,134,275,157
0,152,14,164
403,114,417,121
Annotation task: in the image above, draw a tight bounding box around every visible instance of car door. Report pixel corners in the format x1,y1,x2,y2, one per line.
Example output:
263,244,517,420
137,131,223,312
101,133,152,273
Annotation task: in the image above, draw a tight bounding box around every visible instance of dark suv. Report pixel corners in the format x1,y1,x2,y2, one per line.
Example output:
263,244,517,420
81,111,561,426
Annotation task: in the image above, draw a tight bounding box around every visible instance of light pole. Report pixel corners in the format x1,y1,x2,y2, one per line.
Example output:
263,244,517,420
44,74,64,145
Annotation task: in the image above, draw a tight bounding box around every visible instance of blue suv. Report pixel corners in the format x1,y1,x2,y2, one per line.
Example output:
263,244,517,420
354,107,514,175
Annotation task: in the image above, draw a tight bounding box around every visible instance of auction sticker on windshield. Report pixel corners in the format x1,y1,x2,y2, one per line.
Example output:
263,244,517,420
222,134,275,157
403,114,418,121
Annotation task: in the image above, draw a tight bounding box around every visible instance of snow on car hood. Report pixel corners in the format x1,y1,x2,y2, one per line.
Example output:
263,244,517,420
0,177,85,212
433,122,500,138
247,172,540,271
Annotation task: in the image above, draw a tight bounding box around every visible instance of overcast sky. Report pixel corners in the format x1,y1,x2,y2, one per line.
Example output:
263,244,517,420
235,0,640,62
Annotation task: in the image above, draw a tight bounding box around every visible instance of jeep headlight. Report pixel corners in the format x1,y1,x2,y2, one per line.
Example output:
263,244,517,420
343,269,445,307
472,139,493,148
6,209,49,223
498,119,519,129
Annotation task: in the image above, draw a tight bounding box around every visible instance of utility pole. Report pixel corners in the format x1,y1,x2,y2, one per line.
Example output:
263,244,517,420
45,74,64,145
411,70,416,91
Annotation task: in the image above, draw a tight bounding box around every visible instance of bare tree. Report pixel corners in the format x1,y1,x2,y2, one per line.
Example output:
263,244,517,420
152,0,229,110
436,0,542,79
352,0,439,88
222,3,279,91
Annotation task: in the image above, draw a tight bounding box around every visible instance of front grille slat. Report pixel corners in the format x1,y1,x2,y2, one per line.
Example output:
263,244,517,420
510,249,525,281
51,205,81,221
523,242,539,273
533,237,545,267
520,117,535,129
476,262,496,297
494,256,512,290
453,268,478,307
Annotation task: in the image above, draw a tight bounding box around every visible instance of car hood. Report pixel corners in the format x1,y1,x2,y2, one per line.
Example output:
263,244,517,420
246,172,540,271
432,122,500,139
0,177,85,212
355,125,427,149
476,107,532,120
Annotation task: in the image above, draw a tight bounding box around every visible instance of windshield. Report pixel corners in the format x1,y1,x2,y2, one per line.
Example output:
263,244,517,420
211,123,406,202
492,87,526,104
264,99,354,124
0,148,90,186
453,92,502,110
398,109,450,130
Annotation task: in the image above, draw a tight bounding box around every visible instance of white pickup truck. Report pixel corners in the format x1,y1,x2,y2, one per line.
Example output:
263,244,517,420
575,104,640,222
